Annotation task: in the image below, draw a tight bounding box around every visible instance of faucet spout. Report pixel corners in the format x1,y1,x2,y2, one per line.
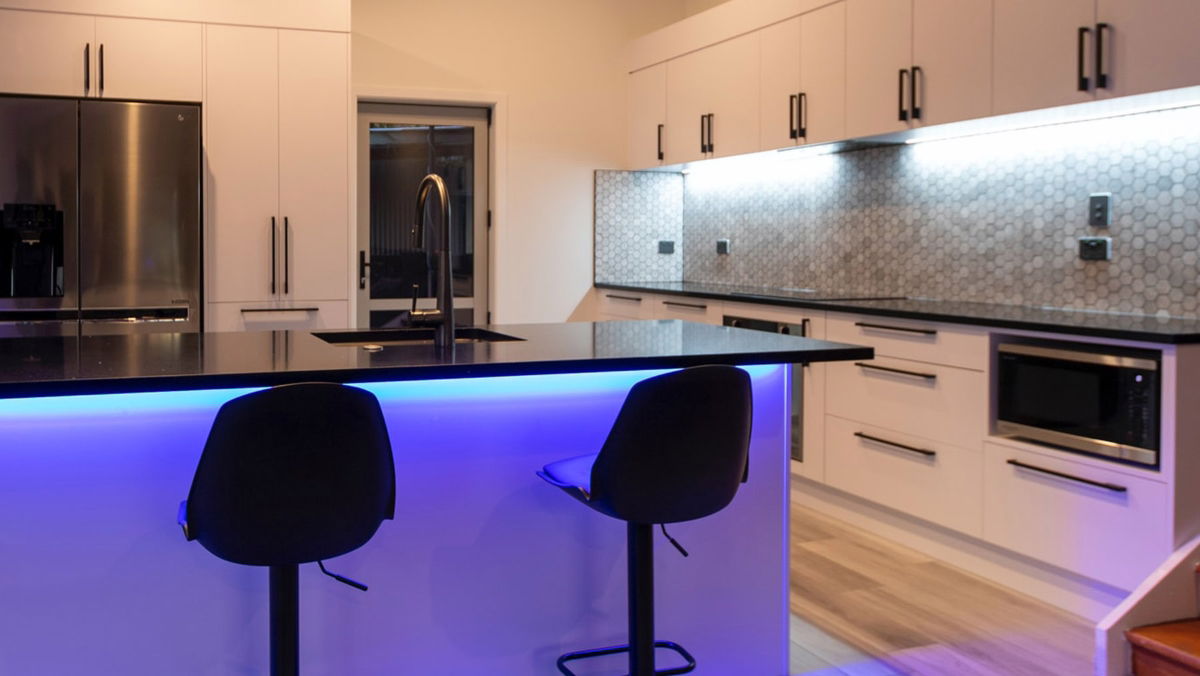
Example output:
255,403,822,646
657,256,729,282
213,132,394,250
412,173,454,350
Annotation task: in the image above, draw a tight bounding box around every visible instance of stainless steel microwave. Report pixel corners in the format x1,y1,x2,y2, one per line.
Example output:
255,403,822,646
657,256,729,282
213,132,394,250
995,341,1160,467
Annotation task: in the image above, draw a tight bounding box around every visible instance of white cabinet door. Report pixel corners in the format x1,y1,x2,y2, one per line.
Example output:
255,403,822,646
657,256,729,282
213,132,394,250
912,0,992,126
845,0,912,139
799,2,847,145
0,9,94,97
1095,0,1200,99
205,25,279,304
666,32,760,163
628,64,667,169
596,290,652,320
94,17,201,102
993,0,1095,115
651,296,723,324
207,300,349,333
278,29,349,303
759,17,801,151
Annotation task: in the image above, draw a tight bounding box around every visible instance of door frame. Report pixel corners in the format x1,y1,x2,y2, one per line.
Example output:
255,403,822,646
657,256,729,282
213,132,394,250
350,86,507,326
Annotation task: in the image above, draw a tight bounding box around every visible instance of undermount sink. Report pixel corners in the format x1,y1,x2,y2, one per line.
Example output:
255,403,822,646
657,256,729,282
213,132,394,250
313,327,525,347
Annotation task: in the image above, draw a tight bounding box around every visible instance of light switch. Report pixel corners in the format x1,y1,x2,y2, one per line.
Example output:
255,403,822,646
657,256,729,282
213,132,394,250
716,239,731,255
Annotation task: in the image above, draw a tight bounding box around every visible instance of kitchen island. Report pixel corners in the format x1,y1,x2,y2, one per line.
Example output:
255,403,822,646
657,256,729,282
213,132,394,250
0,320,869,675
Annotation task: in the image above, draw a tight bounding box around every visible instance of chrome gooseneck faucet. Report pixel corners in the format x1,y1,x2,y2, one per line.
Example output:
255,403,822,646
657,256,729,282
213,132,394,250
409,173,455,350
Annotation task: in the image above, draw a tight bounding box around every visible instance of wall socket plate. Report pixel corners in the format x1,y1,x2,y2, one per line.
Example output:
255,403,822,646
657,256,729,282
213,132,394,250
1079,236,1112,261
657,240,675,254
716,238,731,255
1088,192,1112,227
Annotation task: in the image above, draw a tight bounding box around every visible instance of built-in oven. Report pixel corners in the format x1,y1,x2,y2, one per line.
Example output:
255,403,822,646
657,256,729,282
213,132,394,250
723,315,809,461
995,339,1160,468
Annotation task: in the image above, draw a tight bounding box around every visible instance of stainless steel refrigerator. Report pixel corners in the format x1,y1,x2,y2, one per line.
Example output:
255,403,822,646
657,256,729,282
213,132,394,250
0,96,200,337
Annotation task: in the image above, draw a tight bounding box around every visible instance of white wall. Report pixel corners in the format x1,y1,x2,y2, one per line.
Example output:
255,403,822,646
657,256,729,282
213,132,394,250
352,0,688,323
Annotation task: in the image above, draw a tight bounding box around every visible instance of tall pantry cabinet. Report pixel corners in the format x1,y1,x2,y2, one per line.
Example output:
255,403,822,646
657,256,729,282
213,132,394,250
204,26,350,332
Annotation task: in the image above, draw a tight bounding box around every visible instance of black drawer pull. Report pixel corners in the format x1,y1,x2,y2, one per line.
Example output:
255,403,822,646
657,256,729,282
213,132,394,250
1006,459,1127,493
855,321,937,336
605,294,642,303
241,307,318,314
855,432,936,458
663,300,706,310
854,362,937,381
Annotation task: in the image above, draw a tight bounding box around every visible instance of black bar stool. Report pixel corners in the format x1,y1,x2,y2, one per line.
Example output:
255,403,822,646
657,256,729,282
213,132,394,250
538,365,753,676
178,382,395,676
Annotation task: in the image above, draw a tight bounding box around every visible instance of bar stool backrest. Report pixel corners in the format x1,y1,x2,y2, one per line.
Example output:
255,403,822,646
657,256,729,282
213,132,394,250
184,382,395,566
589,365,752,524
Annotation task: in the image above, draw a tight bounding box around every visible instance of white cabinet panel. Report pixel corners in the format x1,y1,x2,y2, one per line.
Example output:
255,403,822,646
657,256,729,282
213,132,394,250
912,0,992,126
207,300,349,333
982,441,1169,589
0,9,94,97
799,2,847,145
596,290,651,320
651,295,723,324
993,0,1095,115
278,29,349,302
826,313,987,371
1095,0,1200,99
666,32,760,163
826,356,987,451
845,0,912,139
628,64,667,169
204,24,279,304
759,17,801,151
94,17,201,101
826,415,983,535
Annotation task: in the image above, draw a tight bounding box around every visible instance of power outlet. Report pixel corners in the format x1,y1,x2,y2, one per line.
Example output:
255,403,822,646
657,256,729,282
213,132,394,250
1088,192,1112,227
1079,236,1112,261
716,239,731,255
657,240,675,254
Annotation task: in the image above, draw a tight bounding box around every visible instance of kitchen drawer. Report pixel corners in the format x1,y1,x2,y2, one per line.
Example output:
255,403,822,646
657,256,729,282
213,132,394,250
652,296,723,324
826,356,986,450
827,313,986,370
206,300,348,332
596,289,651,320
721,301,826,339
826,416,982,535
982,442,1169,589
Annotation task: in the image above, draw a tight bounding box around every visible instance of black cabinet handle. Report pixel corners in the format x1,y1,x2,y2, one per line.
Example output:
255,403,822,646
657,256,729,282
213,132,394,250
84,43,90,94
910,66,922,120
703,114,714,153
358,250,370,290
800,317,811,338
789,94,798,139
663,300,707,310
699,115,706,154
898,69,909,121
1077,26,1091,91
98,43,104,95
283,216,290,295
605,294,642,302
854,321,937,336
1007,459,1127,493
656,124,664,161
1095,22,1110,89
270,217,277,295
241,307,318,314
854,361,937,381
798,92,808,138
855,432,937,458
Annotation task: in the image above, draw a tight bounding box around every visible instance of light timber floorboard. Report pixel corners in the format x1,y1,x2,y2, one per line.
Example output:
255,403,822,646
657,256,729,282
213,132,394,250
789,478,1094,675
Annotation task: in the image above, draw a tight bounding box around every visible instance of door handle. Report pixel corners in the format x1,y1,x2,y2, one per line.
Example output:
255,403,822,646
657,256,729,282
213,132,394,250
789,94,799,139
1095,23,1111,89
910,66,922,120
1077,26,1092,91
359,250,371,290
798,92,808,138
855,432,937,458
98,43,105,95
1007,459,1126,493
283,216,290,295
84,43,90,94
656,123,664,161
270,217,277,295
699,114,706,154
898,69,909,121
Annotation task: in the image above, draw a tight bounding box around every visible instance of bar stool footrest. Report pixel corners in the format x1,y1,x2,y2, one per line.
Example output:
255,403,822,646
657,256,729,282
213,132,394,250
556,639,696,675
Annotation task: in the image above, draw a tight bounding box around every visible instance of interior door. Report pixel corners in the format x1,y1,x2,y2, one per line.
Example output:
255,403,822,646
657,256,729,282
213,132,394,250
355,104,489,328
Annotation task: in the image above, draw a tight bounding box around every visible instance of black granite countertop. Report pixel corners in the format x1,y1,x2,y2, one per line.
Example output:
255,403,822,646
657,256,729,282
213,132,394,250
597,281,1200,343
0,320,872,399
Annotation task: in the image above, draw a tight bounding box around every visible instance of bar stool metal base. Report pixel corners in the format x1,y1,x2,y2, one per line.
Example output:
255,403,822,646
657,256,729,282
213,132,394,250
555,640,696,676
269,564,299,676
555,523,697,676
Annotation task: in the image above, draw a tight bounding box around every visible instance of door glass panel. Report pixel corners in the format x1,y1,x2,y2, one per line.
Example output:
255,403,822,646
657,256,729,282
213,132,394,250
357,105,488,329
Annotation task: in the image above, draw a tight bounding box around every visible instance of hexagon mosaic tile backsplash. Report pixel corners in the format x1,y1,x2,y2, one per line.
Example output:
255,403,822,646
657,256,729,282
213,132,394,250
595,105,1200,318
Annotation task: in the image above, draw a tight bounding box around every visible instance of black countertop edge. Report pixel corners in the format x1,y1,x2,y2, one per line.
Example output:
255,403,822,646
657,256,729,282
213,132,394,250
596,282,1200,344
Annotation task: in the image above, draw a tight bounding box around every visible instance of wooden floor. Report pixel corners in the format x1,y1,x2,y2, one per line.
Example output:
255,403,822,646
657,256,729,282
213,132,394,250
788,482,1095,675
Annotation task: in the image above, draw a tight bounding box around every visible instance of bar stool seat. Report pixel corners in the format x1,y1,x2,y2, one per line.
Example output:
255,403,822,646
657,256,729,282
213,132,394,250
178,382,395,676
538,365,753,676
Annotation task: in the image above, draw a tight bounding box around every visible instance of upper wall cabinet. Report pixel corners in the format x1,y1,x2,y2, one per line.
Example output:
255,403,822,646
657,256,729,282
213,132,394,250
0,9,201,101
845,0,992,139
628,63,667,169
666,32,760,164
759,2,847,150
1092,0,1200,100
